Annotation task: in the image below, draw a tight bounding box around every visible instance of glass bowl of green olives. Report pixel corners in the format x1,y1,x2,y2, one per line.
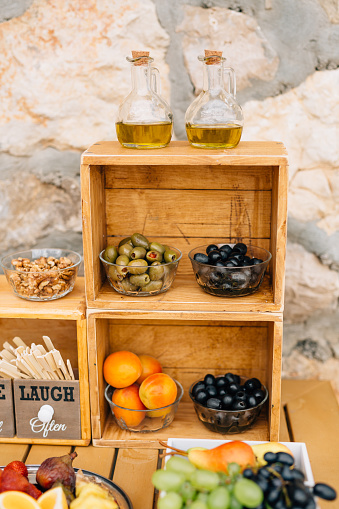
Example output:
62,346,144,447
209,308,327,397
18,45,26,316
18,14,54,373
188,243,271,297
99,233,182,296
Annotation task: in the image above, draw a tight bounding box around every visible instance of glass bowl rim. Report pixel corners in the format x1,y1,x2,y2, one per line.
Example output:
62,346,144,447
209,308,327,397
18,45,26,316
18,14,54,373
0,248,82,273
99,245,183,267
105,379,184,412
188,244,272,269
189,376,268,413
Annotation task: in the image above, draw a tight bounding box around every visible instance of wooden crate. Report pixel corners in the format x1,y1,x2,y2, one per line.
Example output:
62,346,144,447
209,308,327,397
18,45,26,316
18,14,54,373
0,380,15,438
81,141,288,316
0,276,91,445
88,312,283,447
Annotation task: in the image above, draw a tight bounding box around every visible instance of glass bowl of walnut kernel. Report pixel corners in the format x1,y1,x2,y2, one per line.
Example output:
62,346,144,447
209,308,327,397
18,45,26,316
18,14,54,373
0,249,81,301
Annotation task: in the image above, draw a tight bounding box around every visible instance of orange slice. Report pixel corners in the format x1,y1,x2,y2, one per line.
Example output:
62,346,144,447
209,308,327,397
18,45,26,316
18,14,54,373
0,491,40,509
38,487,68,509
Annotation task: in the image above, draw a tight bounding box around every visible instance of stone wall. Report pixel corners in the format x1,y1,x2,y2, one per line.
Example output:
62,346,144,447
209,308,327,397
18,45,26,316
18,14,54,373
0,0,338,392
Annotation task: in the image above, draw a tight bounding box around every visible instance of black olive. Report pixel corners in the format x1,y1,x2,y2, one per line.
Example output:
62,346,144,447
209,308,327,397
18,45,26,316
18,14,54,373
205,385,218,398
253,388,265,402
204,374,215,385
242,255,252,266
208,250,222,264
247,395,258,407
234,390,247,402
219,250,229,262
221,394,233,409
192,382,205,396
206,398,222,409
228,382,240,394
224,261,237,267
250,258,262,265
194,253,209,264
206,244,218,254
214,261,225,267
230,272,250,288
224,373,236,384
218,388,227,397
232,400,246,410
219,245,232,256
232,243,247,255
233,374,241,384
231,253,244,262
227,257,240,266
215,377,228,389
195,390,208,406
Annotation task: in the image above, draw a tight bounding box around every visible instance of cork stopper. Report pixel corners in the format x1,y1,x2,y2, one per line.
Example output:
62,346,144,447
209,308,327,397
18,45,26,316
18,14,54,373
204,50,222,65
132,51,150,66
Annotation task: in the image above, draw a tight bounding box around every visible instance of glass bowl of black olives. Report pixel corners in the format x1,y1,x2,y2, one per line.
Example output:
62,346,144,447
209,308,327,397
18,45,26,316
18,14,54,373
189,373,268,434
99,233,182,296
188,243,271,297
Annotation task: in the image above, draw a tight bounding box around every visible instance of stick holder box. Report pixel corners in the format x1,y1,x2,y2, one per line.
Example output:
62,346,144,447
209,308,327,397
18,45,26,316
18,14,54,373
13,379,81,440
0,380,15,438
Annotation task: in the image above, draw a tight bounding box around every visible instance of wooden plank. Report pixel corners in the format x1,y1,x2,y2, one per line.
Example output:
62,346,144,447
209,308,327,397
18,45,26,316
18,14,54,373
25,444,72,464
105,189,272,239
73,445,116,478
81,164,107,303
95,403,269,448
0,277,86,320
105,165,273,190
284,381,339,509
88,316,110,440
82,141,288,166
89,275,282,316
270,163,288,308
267,321,282,441
113,449,159,509
76,318,91,442
0,443,30,465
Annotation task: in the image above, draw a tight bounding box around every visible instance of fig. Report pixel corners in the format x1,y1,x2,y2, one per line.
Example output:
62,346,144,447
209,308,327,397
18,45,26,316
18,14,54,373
36,452,77,491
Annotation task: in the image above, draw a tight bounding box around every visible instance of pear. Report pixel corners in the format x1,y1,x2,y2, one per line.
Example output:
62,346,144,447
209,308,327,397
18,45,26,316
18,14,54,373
188,441,255,474
251,442,293,467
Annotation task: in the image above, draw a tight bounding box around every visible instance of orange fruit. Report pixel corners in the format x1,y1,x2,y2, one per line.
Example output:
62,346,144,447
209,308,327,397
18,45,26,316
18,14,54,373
0,491,40,509
38,487,68,509
112,383,146,427
136,354,162,384
103,350,142,388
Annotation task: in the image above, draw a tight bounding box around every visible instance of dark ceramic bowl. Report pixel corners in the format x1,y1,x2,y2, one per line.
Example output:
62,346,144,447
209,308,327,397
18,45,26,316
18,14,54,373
189,376,268,434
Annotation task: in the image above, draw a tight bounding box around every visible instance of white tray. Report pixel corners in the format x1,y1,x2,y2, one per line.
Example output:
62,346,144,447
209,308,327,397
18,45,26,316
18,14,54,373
166,438,315,487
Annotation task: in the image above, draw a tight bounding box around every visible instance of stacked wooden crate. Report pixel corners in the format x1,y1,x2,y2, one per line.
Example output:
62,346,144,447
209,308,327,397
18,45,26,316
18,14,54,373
81,140,288,448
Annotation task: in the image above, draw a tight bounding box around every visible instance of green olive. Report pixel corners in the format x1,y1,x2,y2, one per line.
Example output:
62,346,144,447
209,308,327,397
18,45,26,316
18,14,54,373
116,254,129,276
130,273,150,287
149,263,165,281
118,243,133,258
107,265,123,282
146,250,163,263
118,237,133,248
143,280,163,293
164,249,177,263
103,245,118,264
119,278,138,292
131,233,150,250
130,247,147,260
149,242,166,254
128,259,148,275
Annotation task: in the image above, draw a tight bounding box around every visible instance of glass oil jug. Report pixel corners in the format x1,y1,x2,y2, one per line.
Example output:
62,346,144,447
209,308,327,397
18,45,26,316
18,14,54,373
116,51,173,149
185,50,243,149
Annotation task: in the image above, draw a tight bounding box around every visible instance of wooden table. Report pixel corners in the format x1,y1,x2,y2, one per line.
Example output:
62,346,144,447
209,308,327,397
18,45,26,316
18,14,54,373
1,380,338,509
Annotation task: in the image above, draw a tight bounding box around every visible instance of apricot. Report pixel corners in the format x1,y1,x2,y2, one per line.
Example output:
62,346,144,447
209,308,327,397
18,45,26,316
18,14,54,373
112,383,146,427
103,350,142,388
139,373,177,411
137,354,162,385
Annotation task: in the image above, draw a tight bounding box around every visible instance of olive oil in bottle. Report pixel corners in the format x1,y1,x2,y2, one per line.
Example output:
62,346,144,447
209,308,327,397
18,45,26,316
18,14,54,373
116,122,173,149
186,123,243,149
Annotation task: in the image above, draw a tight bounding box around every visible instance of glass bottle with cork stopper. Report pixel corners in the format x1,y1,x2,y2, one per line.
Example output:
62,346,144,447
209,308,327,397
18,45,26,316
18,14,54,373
116,51,173,149
185,50,243,149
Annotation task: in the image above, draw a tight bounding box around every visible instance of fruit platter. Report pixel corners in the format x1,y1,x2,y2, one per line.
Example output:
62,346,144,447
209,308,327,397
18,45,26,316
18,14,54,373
0,452,132,509
152,439,337,509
